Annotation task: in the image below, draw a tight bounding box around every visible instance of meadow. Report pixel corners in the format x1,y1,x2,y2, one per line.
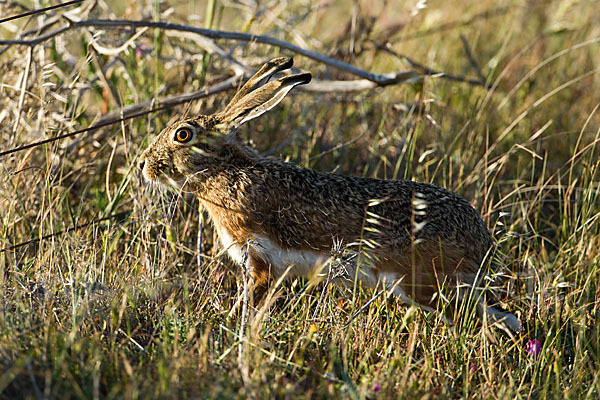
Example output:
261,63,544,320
1,0,599,398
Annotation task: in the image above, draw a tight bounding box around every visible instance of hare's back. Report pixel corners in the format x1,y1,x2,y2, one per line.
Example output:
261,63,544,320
253,161,494,258
339,173,493,253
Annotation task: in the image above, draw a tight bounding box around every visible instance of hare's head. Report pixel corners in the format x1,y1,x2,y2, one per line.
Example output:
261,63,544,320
139,57,311,188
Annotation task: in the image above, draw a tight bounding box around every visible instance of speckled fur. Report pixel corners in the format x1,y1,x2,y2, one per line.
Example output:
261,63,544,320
140,58,520,331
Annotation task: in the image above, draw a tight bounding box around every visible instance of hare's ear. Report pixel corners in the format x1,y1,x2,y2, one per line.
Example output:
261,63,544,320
222,57,294,115
218,73,312,128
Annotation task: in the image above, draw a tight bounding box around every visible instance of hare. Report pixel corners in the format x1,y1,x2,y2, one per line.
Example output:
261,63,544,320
139,57,521,332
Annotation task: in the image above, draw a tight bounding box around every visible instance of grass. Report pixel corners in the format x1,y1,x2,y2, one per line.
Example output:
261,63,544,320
1,0,599,398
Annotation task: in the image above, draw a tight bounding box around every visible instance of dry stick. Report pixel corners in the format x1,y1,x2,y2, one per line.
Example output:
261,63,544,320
1,18,485,91
0,19,414,85
18,0,95,39
0,24,70,46
0,0,83,24
0,106,165,157
238,241,253,387
89,27,149,56
0,74,241,158
164,28,418,92
378,44,491,88
459,34,487,84
197,206,204,271
343,289,386,327
0,19,488,157
0,211,131,253
89,45,122,108
12,46,33,133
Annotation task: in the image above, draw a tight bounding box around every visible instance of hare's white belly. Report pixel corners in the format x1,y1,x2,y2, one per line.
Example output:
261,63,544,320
218,231,439,314
218,231,388,288
217,230,328,278
253,235,329,278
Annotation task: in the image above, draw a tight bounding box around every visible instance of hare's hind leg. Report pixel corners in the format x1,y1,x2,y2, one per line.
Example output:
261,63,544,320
476,302,522,332
454,277,522,333
378,272,438,313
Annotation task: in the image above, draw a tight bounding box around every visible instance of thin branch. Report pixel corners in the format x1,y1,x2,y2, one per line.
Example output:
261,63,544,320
0,24,70,46
0,104,165,158
165,30,402,92
0,211,131,253
459,34,486,84
0,18,490,158
0,0,83,24
0,19,415,85
378,44,492,88
343,289,386,327
12,46,33,132
0,74,241,158
89,27,149,57
303,75,419,92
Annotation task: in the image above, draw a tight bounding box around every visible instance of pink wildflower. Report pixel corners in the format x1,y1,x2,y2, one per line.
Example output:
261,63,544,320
470,362,477,373
526,339,542,358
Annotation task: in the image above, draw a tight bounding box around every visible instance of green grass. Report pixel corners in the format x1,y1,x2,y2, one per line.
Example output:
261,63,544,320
1,0,599,398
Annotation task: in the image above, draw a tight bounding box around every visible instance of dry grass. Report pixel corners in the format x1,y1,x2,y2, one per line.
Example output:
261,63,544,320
1,0,599,398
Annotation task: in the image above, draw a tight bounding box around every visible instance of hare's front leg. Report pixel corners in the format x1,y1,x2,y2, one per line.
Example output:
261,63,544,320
248,253,271,304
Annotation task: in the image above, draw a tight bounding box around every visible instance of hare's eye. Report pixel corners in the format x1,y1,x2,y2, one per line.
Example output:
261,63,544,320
174,128,193,143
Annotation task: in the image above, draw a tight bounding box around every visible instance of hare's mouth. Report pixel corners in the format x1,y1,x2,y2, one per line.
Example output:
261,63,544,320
140,162,184,188
157,171,186,189
143,173,189,194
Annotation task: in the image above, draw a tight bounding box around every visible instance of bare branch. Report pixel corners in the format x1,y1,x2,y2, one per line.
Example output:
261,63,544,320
96,72,242,125
89,27,149,56
378,44,492,89
0,211,131,253
460,34,486,84
0,24,70,46
0,17,492,158
0,0,83,24
303,73,420,92
0,74,242,158
0,19,415,85
1,18,489,90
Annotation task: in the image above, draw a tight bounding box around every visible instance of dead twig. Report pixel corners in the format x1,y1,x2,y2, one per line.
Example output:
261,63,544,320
0,0,83,24
0,19,415,85
378,43,492,89
12,46,33,133
238,240,254,387
459,34,486,84
0,211,131,253
0,73,242,158
0,17,493,158
88,27,149,57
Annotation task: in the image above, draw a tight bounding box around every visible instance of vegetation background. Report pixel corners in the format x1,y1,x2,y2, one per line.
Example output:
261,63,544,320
1,0,599,398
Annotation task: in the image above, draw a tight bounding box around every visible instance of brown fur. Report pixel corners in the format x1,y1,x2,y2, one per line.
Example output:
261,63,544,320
139,57,520,331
